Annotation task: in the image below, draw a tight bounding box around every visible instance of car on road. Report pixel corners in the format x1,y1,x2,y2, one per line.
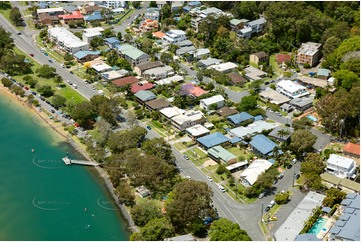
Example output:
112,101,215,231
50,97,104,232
268,200,275,208
185,175,191,180
176,166,182,172
51,109,55,113
291,158,297,164
273,179,278,185
72,84,77,89
184,155,189,160
25,86,29,90
278,173,284,179
264,206,270,212
206,176,213,182
258,192,265,199
219,186,226,193
146,126,151,130
69,71,74,74
44,52,48,56
30,53,34,57
48,59,53,63
31,91,36,95
17,32,21,35
295,174,300,179
40,97,45,101
287,164,293,169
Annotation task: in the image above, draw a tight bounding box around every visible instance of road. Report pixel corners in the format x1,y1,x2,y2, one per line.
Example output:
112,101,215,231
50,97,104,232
179,63,250,103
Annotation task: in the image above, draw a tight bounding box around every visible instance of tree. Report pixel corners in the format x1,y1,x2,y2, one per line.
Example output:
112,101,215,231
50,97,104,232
36,65,56,78
107,126,147,153
1,77,13,88
10,7,22,26
292,117,313,130
160,4,172,22
289,130,317,157
275,192,290,205
68,101,96,129
132,2,140,9
323,188,346,207
126,111,138,127
133,218,175,241
90,36,104,49
102,28,115,38
160,52,173,65
237,95,257,112
130,199,163,227
94,118,112,145
141,138,174,163
300,153,325,175
322,36,342,58
51,94,67,108
64,53,73,61
0,51,32,75
209,218,251,241
196,71,204,82
116,181,135,206
117,31,122,41
36,85,54,97
333,69,359,91
166,180,214,233
23,75,38,88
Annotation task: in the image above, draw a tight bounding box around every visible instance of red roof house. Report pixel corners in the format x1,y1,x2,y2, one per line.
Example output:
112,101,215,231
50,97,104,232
180,83,208,97
276,54,292,64
59,11,84,21
131,83,154,93
343,143,360,158
112,76,139,87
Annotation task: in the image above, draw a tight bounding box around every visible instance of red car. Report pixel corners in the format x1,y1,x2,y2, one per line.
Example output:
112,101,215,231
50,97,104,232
25,86,29,90
30,53,34,57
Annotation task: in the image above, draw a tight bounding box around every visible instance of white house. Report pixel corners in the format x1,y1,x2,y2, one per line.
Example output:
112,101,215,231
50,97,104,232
326,154,357,179
208,62,238,73
200,95,225,111
48,27,89,54
185,124,210,139
240,159,273,186
276,80,309,99
82,27,104,43
171,110,205,131
160,106,185,119
162,30,187,45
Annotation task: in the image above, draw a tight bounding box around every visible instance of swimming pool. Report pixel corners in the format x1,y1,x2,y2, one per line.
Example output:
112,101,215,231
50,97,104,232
308,217,328,235
307,115,318,122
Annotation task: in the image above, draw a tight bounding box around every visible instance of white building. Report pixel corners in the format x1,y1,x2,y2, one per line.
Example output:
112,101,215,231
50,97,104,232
92,62,112,73
160,106,185,119
240,159,273,186
326,154,357,179
199,95,225,111
48,27,89,54
104,1,126,8
171,110,205,131
162,30,187,45
208,62,238,73
82,27,104,43
185,124,210,139
276,80,309,99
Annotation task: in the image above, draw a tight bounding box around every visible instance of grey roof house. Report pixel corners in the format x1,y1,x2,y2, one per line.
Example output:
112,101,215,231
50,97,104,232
117,44,150,66
134,90,157,103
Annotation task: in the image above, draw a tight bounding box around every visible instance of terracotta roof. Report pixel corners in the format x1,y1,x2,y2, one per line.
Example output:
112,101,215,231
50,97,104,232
216,107,238,117
153,31,166,39
276,54,291,64
145,98,171,110
343,143,360,156
38,13,59,21
227,72,246,85
131,83,154,93
181,83,208,97
59,11,83,20
112,76,138,87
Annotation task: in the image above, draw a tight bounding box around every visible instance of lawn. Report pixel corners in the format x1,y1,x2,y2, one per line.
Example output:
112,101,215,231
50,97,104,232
228,147,247,158
35,35,65,63
270,55,283,75
228,85,244,92
183,150,203,166
0,7,25,31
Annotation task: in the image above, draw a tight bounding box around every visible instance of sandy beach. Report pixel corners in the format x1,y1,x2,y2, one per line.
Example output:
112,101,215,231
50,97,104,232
0,84,138,233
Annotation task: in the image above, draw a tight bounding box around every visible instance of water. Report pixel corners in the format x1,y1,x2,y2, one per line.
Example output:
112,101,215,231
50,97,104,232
0,94,130,240
308,217,328,235
307,115,318,122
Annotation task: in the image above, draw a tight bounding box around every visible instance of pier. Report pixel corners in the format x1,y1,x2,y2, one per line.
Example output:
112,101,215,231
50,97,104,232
62,157,98,166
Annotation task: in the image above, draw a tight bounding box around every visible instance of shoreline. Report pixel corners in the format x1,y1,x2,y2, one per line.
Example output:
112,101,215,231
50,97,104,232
0,84,138,234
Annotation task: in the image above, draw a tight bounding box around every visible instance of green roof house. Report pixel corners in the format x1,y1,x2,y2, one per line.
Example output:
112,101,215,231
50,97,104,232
208,146,237,164
117,44,150,66
134,90,157,103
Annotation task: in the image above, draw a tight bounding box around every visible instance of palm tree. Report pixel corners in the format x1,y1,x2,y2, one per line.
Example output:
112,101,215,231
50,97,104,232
277,129,290,141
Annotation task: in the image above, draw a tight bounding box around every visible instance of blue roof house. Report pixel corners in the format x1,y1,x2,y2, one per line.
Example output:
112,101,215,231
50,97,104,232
84,11,103,22
197,132,229,149
105,37,120,49
249,134,281,158
73,50,100,62
227,112,254,126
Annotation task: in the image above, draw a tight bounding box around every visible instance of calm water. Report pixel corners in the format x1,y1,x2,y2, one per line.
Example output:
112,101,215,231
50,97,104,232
0,94,130,240
308,217,328,235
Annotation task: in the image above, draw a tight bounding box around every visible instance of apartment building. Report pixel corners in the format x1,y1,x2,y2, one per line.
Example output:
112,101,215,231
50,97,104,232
48,27,89,54
171,110,205,131
162,29,187,45
326,154,357,179
296,42,322,67
276,80,309,99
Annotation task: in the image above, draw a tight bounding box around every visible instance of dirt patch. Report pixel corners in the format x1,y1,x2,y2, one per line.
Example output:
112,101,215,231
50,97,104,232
203,159,218,167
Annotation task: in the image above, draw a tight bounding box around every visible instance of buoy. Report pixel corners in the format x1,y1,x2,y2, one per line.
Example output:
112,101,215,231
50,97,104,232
31,148,35,153
84,207,87,212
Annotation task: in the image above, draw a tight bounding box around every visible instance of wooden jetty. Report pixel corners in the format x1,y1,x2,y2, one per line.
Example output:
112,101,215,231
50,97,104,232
62,157,98,166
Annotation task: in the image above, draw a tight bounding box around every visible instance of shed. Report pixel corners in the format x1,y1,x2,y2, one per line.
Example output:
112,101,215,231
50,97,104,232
136,185,150,198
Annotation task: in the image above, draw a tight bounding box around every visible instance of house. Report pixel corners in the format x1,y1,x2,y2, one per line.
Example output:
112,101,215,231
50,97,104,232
198,58,222,69
296,42,322,67
197,132,229,150
112,76,139,87
48,27,89,54
180,83,208,98
92,62,112,73
145,98,171,111
63,6,78,14
104,37,121,49
131,82,155,93
101,69,129,81
244,66,268,81
82,27,104,43
84,11,103,22
227,72,246,86
160,106,186,119
268,126,294,142
276,53,292,65
280,103,293,113
37,7,64,16
274,192,326,241
155,75,184,85
185,124,210,140
134,90,157,104
208,146,237,164
329,194,360,241
229,120,279,139
81,5,104,15
240,159,273,186
117,44,150,66
162,29,187,45
171,110,204,131
227,112,254,126
175,40,193,48
156,1,167,9
276,80,309,99
289,97,313,111
58,11,84,24
171,1,183,11
249,52,268,65
136,185,150,198
201,7,223,16
230,18,248,31
134,61,164,76
320,173,360,194
111,8,125,14
245,17,267,34
238,26,252,39
35,2,49,9
216,107,238,118
73,50,100,63
208,62,238,74
326,154,357,179
226,161,249,173
199,95,225,111
176,46,196,57
143,66,174,80
249,134,281,158
343,143,360,158
105,1,126,9
259,87,291,105
139,19,159,33
187,1,201,8
193,48,211,59
144,7,160,21
317,68,331,80
38,13,59,26
152,31,166,39
297,76,329,89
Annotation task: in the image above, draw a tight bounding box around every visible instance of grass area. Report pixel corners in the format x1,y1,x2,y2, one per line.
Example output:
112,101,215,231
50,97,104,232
88,128,102,141
184,149,203,166
146,121,167,137
0,8,25,31
173,142,187,151
71,66,87,79
117,8,135,25
270,55,283,75
125,100,134,109
228,85,244,92
228,147,244,157
22,4,36,30
193,147,207,158
35,35,65,63
207,114,223,123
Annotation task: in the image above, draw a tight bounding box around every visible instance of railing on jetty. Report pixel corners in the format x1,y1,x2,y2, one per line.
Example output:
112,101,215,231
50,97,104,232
62,157,98,166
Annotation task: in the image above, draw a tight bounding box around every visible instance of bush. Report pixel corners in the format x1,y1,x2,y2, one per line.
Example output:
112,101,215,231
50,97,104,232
216,164,227,174
293,111,303,117
303,63,311,69
1,77,13,87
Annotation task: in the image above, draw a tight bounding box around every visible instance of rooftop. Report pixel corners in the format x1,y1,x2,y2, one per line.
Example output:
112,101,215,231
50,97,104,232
246,17,266,26
240,159,273,185
249,134,279,156
181,83,208,97
197,132,229,149
216,107,238,117
37,7,64,14
251,51,268,59
327,154,355,169
277,79,307,93
105,37,120,44
259,87,291,105
208,146,237,163
200,95,224,106
227,72,246,85
131,82,154,93
145,98,170,110
208,62,238,72
136,61,164,72
317,68,331,77
160,107,185,119
276,53,292,64
244,66,268,80
185,124,210,137
298,42,322,56
117,44,148,60
289,97,313,108
58,10,83,20
297,76,328,88
229,120,279,139
172,110,204,126
199,58,222,67
155,75,184,85
268,126,294,141
152,31,166,39
143,65,173,76
92,62,112,72
134,90,157,102
112,76,139,87
227,112,254,126
343,142,360,156
73,50,100,59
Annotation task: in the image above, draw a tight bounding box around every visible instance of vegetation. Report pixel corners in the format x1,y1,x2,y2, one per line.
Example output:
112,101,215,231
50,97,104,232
300,153,326,191
209,218,251,241
275,192,290,205
130,199,163,227
289,130,317,157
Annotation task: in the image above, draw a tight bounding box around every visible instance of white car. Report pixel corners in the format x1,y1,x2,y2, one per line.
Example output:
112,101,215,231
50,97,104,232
219,186,226,193
185,175,191,180
206,176,213,182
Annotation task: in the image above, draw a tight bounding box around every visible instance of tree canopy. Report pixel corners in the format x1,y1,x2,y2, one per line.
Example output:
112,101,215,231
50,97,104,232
289,130,317,156
209,218,251,241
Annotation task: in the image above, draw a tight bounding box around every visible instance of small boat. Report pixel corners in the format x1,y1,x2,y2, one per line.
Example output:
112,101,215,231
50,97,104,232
31,148,35,153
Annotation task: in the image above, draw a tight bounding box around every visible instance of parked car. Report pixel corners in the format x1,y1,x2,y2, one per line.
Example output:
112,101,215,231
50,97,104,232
206,176,213,182
48,59,53,63
185,175,191,180
278,173,284,179
17,32,21,35
219,186,226,193
273,179,278,185
25,86,29,90
29,53,34,57
258,192,265,199
44,52,48,56
51,109,55,113
146,126,152,130
69,71,74,74
295,174,300,179
31,91,36,95
268,200,275,208
291,158,297,164
184,155,189,160
287,164,293,169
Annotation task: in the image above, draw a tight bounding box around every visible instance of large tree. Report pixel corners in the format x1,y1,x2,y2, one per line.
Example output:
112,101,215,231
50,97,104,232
289,130,317,156
107,127,147,153
36,64,57,78
237,95,258,112
130,199,163,227
130,217,175,241
141,138,174,163
209,218,251,241
10,7,22,26
68,101,96,129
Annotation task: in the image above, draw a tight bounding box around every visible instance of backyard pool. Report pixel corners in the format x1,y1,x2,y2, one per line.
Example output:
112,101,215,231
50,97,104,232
307,115,318,122
308,217,328,235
